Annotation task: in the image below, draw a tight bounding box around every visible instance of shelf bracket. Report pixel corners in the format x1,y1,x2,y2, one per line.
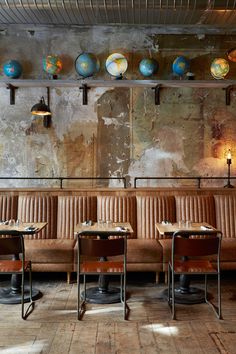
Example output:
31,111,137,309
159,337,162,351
224,85,235,106
152,84,161,105
79,84,90,105
6,84,18,105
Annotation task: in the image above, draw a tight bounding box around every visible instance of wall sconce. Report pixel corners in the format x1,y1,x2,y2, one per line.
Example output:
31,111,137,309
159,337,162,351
224,149,234,188
30,87,51,128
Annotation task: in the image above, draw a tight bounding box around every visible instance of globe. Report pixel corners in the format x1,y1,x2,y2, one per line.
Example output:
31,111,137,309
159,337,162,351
172,56,190,76
43,55,62,76
227,48,236,62
75,53,100,78
105,53,128,78
3,60,22,79
210,58,229,79
139,58,158,77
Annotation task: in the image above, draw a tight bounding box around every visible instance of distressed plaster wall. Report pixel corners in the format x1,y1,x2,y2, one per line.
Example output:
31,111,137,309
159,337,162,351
0,26,236,188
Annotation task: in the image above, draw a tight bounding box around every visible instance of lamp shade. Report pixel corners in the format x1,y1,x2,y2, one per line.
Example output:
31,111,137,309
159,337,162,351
31,97,51,116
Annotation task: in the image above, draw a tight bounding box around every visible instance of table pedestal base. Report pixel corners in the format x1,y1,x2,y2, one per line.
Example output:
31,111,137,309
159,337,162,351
82,287,121,304
163,287,208,304
0,287,41,304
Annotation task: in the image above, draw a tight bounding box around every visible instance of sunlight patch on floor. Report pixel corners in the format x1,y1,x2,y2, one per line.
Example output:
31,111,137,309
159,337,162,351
142,323,179,335
86,305,123,315
0,339,47,353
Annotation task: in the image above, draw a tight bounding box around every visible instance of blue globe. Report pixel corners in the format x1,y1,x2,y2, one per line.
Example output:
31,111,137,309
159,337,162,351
75,53,100,78
139,58,158,77
172,56,190,76
3,60,22,79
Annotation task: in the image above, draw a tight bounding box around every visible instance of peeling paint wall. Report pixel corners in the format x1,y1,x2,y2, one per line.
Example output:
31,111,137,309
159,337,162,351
0,26,236,188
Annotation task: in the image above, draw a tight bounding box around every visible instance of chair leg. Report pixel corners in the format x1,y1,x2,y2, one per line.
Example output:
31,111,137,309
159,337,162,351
218,272,222,319
172,270,176,320
119,274,128,320
21,271,25,320
67,272,71,284
123,273,128,320
84,274,86,301
123,275,126,320
164,271,168,284
205,273,222,320
204,274,208,302
167,264,171,304
77,273,86,320
29,267,33,302
155,272,160,284
21,266,34,320
77,272,80,320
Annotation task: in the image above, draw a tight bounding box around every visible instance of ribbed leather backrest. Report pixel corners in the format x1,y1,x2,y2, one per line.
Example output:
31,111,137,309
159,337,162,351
0,195,18,221
57,196,97,239
97,196,137,239
136,196,176,239
17,195,57,239
214,195,236,238
175,195,216,227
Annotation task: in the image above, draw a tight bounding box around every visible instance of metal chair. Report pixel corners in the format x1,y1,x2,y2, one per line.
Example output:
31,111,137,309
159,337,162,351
77,235,128,320
168,230,222,320
0,232,34,319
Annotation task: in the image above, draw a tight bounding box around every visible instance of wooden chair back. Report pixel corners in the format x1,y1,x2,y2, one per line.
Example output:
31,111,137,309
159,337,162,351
78,237,125,258
172,230,221,257
0,232,24,256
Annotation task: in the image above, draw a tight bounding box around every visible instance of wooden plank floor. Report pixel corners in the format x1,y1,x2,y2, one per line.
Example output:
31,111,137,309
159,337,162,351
0,272,235,354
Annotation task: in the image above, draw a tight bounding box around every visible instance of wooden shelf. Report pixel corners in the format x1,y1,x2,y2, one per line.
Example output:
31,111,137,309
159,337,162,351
2,79,236,105
1,78,236,89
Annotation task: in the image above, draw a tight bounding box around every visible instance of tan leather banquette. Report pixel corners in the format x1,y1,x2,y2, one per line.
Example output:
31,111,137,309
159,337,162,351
0,190,235,283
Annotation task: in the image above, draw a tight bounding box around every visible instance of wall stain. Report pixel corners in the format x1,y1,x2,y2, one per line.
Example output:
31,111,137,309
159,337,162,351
97,88,130,185
0,29,236,187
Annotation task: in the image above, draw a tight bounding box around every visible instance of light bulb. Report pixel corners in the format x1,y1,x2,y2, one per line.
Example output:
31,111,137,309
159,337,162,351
227,149,232,160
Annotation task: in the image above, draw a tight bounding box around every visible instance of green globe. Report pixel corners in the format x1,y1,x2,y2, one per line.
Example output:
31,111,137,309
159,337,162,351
43,55,62,76
210,58,229,79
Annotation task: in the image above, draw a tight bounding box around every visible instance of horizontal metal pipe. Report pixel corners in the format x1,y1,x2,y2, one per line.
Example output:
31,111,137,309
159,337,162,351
0,176,127,188
134,176,236,188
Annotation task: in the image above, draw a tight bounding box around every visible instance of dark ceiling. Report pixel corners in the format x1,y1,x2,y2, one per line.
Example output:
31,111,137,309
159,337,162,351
1,1,236,34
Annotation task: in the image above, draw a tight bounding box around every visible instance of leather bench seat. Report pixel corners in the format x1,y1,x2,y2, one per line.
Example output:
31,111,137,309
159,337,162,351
103,239,162,265
2,191,236,283
220,238,236,263
127,239,162,275
25,239,76,264
127,239,162,264
158,239,172,272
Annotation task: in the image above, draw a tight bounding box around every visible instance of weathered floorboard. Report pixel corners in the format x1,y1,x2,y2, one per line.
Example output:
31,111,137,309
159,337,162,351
0,272,235,354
